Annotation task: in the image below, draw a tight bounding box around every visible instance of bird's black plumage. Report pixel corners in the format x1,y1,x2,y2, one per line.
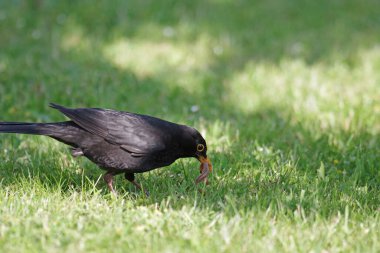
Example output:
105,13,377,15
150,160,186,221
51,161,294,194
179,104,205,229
0,103,212,193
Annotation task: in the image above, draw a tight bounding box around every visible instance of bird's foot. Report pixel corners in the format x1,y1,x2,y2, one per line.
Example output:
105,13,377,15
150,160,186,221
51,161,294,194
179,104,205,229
71,148,84,157
130,180,149,197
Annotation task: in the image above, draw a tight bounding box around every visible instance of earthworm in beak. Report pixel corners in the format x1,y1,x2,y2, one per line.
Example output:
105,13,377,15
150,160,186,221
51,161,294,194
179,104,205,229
196,156,212,184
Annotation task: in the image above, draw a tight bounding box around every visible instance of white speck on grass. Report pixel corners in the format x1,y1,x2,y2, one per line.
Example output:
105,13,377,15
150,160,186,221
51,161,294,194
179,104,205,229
289,42,304,56
163,26,175,37
32,30,41,39
191,105,199,112
56,14,66,24
0,11,6,20
213,45,223,55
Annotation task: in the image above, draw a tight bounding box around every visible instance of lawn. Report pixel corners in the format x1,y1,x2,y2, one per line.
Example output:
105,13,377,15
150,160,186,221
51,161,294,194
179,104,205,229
0,0,380,252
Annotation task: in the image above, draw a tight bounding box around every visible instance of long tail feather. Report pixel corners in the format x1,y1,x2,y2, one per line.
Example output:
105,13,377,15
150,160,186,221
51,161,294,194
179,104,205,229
0,122,53,135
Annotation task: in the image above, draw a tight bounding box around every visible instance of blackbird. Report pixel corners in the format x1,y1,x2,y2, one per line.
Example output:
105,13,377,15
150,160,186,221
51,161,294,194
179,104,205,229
0,103,212,194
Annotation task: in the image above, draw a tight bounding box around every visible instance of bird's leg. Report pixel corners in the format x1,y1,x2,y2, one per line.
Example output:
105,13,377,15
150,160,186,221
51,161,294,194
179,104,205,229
124,173,139,189
125,173,149,196
104,172,117,195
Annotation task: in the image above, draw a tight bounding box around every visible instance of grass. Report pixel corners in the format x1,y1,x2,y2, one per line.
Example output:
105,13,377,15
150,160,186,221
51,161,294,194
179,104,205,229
0,0,380,252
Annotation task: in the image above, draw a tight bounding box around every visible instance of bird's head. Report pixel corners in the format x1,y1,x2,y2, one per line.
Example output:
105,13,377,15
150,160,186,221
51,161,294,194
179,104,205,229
181,126,213,184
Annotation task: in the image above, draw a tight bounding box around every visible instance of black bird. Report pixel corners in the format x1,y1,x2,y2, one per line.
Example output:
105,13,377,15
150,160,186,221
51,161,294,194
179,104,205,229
0,103,212,194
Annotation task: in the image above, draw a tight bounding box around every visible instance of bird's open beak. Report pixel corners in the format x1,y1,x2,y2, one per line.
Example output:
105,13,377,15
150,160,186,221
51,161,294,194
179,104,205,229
196,156,212,184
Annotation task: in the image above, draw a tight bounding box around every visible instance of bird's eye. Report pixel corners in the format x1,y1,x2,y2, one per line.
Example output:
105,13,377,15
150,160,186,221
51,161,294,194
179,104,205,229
197,144,205,152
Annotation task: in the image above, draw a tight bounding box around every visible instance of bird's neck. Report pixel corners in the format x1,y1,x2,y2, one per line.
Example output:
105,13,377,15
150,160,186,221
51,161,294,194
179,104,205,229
176,127,196,159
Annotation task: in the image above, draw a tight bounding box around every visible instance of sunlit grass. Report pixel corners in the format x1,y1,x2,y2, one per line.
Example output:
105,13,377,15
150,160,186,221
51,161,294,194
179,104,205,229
103,36,213,76
226,47,380,132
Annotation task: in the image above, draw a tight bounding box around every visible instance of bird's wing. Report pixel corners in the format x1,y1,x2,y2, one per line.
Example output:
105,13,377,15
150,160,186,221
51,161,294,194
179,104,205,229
50,103,168,155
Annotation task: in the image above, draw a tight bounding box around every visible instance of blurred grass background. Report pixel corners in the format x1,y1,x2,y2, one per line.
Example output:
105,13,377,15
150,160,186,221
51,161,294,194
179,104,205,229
0,0,380,252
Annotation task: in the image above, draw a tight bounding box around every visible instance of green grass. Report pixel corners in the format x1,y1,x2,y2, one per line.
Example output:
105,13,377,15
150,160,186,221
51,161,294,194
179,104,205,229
1,0,380,252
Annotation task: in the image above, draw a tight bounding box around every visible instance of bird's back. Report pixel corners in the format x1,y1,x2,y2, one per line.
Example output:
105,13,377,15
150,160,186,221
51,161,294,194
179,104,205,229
49,104,187,172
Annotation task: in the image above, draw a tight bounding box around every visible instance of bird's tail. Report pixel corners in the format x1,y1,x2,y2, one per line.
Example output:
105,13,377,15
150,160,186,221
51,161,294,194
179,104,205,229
0,122,55,136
